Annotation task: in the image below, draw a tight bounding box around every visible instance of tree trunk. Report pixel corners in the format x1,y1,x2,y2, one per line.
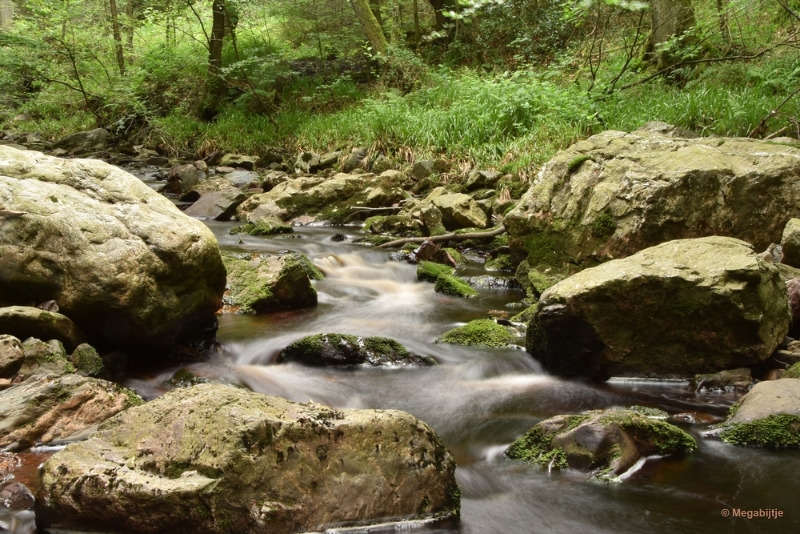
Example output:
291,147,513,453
109,0,125,75
369,0,383,28
124,0,136,51
350,0,388,55
0,0,13,31
209,0,226,73
647,0,696,67
428,0,455,31
715,0,731,45
413,0,420,46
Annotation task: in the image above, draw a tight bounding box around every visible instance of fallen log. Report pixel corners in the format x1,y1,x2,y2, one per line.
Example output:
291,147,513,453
377,225,507,249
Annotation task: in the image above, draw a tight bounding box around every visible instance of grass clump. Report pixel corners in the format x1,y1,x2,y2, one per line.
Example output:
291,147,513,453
438,319,516,347
783,363,800,378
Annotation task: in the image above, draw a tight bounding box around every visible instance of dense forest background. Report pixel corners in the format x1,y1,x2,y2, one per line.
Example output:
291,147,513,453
1,0,800,173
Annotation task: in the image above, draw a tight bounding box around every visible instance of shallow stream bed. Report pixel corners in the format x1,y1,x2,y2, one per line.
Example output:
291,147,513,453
127,224,800,534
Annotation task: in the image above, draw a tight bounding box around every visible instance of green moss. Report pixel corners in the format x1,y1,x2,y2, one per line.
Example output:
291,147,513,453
727,402,741,418
438,319,516,347
510,303,538,323
720,414,800,447
417,261,455,282
290,253,324,280
70,344,104,377
116,385,145,408
446,484,462,518
628,406,669,419
362,336,410,357
599,411,696,455
485,253,514,271
783,362,800,378
567,154,593,173
444,248,466,265
523,231,569,269
434,275,480,298
230,222,293,236
505,425,567,469
590,212,617,238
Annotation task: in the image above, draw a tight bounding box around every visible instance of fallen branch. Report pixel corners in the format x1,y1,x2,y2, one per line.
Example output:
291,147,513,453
377,225,507,249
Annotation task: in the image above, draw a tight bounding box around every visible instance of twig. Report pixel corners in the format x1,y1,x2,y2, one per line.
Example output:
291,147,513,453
748,85,800,137
377,225,506,249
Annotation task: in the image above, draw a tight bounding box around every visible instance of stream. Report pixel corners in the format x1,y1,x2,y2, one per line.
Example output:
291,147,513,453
7,166,798,534
129,218,800,534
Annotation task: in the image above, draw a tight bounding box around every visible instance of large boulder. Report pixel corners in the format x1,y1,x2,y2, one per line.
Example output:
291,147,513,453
36,384,460,533
161,164,206,195
183,190,246,221
506,407,696,481
0,146,226,352
0,371,143,451
0,306,86,351
780,218,800,267
505,129,800,270
711,379,800,447
528,237,790,380
430,193,487,230
222,252,320,313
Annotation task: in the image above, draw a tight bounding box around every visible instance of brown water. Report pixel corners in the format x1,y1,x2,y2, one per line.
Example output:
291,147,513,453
126,224,800,534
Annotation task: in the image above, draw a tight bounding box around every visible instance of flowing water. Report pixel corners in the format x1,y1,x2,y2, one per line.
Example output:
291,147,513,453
9,165,795,533
125,223,800,534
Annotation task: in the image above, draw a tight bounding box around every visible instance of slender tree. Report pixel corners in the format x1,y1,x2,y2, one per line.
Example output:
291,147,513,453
350,0,388,54
109,0,126,75
0,0,12,31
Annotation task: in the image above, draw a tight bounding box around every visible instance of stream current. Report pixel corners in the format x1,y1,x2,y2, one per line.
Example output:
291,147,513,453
127,221,799,534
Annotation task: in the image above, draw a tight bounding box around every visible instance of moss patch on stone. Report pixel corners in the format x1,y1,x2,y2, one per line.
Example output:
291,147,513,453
444,248,466,265
230,222,293,236
438,319,516,347
485,253,514,271
279,334,437,367
417,261,455,282
69,344,104,377
353,235,395,246
719,414,800,447
598,411,697,455
783,362,800,378
434,276,479,298
567,155,593,173
590,212,617,238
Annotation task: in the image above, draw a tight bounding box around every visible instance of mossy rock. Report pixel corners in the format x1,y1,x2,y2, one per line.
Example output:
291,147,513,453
69,343,103,377
714,379,800,447
352,235,395,246
510,304,538,324
444,248,466,266
19,338,75,377
438,319,517,347
784,362,800,379
229,221,292,236
434,275,479,298
278,333,437,367
485,253,514,272
506,408,696,481
222,252,317,313
416,261,455,283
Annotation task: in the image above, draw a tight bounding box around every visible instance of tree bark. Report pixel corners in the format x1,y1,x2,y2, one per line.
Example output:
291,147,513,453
369,0,383,28
646,0,696,67
413,0,420,46
350,0,388,55
109,0,125,75
209,0,226,74
0,0,12,31
427,0,456,31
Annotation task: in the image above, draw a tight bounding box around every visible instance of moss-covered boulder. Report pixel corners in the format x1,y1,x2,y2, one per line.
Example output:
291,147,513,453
0,146,225,353
363,200,446,238
713,379,800,447
0,371,143,451
36,384,460,533
528,237,790,381
229,219,292,236
0,306,86,352
416,262,479,298
222,252,318,313
438,319,519,347
784,362,800,378
69,343,104,377
505,129,800,270
18,338,75,378
506,408,696,481
430,193,487,230
692,368,752,392
278,333,436,366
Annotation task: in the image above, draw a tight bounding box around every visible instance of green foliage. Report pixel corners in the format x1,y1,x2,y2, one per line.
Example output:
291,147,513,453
416,261,455,282
783,362,800,378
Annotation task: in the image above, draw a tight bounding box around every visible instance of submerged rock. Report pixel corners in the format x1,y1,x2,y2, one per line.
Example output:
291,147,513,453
222,252,318,313
0,146,226,353
438,319,520,348
691,368,752,392
528,237,790,381
711,379,800,447
0,371,143,451
278,333,437,366
505,128,800,270
506,408,696,481
36,384,460,533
